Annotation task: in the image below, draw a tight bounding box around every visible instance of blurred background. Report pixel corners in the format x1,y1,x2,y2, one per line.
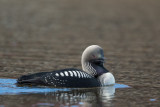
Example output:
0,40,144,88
0,0,160,86
0,0,160,106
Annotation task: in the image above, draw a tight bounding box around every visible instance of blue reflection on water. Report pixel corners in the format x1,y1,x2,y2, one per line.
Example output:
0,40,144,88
0,78,129,95
150,99,156,101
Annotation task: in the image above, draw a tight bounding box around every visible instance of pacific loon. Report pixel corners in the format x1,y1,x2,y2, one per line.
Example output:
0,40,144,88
17,45,115,88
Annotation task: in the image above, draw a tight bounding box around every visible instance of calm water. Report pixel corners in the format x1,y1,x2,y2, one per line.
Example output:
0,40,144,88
0,0,160,107
0,79,159,107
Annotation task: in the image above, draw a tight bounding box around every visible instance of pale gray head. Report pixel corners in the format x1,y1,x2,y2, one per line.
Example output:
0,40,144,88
81,45,109,77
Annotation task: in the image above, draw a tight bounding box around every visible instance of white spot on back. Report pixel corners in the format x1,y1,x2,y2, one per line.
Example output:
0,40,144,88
85,73,89,78
84,73,88,78
78,71,82,78
68,71,73,77
76,71,81,78
55,73,59,77
79,72,83,78
83,73,87,78
60,72,64,76
64,71,69,76
87,74,90,78
81,72,85,78
72,71,77,77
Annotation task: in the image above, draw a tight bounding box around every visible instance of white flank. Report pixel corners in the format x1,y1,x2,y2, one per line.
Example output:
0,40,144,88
98,72,115,86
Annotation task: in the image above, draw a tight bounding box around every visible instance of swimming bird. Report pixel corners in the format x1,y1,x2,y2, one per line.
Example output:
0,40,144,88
17,45,115,88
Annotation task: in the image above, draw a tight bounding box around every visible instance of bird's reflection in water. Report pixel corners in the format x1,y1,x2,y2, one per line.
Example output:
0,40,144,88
97,86,115,107
32,86,115,107
1,79,129,107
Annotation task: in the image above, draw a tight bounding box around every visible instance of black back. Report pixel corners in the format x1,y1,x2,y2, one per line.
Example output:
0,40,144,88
17,68,101,88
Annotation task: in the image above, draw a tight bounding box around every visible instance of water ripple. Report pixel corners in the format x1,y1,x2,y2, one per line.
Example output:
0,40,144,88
0,78,129,95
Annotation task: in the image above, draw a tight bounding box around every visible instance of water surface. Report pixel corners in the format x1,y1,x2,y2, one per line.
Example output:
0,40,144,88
0,78,131,107
0,78,159,107
0,1,160,106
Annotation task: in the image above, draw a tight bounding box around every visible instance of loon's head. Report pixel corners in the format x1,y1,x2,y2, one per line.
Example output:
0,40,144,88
81,45,115,86
81,45,107,77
